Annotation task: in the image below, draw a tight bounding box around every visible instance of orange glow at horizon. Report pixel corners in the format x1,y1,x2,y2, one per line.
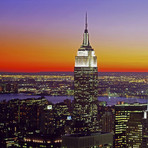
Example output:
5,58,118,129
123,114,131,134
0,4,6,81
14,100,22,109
1,26,148,73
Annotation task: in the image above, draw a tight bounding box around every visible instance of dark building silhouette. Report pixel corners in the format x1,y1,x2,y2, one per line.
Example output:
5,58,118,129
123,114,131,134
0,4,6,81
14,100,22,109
62,132,113,148
73,13,98,132
101,112,114,133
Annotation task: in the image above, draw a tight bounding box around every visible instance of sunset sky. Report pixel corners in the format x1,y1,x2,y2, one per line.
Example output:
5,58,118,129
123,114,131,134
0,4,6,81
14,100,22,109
1,0,148,72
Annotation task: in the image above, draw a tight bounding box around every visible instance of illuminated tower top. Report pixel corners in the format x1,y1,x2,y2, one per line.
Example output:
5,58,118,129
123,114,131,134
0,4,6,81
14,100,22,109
75,13,97,68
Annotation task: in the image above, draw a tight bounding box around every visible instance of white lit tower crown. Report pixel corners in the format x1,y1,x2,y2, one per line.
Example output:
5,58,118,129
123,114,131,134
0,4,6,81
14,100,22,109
73,13,98,132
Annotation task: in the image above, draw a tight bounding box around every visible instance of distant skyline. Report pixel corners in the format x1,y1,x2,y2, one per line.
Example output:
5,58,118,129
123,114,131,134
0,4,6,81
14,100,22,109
1,0,148,72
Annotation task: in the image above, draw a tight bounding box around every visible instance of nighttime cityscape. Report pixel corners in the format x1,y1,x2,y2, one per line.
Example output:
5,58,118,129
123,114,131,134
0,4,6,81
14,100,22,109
1,0,148,148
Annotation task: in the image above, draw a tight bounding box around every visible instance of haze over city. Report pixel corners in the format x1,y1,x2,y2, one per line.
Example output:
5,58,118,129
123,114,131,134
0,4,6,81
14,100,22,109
1,0,148,72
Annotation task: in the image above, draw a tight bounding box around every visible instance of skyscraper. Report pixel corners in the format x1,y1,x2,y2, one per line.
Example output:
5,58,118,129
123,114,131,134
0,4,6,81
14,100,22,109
126,112,143,147
73,13,98,132
114,103,147,147
142,107,148,147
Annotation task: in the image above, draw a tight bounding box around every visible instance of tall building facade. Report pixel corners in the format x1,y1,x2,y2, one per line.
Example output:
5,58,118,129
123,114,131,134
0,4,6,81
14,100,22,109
142,110,148,147
126,112,143,147
73,14,98,132
114,103,147,147
101,111,114,133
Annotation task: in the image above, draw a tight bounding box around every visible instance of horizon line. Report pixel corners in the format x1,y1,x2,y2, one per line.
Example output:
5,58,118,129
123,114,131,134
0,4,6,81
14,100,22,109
1,71,148,73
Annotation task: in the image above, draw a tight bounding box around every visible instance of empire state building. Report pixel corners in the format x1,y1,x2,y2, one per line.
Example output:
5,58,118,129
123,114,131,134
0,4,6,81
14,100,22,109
73,14,98,132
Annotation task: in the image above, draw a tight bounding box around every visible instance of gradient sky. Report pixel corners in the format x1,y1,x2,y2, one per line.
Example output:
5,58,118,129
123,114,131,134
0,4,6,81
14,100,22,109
1,0,148,72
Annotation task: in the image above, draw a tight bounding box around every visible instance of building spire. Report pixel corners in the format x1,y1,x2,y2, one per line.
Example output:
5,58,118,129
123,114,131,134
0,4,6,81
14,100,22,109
82,12,90,47
85,12,87,30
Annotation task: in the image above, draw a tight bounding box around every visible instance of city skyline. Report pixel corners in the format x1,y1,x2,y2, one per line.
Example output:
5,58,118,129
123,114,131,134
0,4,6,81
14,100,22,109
1,0,148,72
